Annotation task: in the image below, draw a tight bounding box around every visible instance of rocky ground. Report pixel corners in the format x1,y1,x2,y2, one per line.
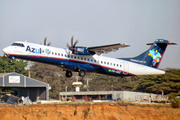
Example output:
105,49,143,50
0,103,180,120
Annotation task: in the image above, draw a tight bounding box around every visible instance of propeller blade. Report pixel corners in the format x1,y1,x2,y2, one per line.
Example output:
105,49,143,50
44,37,47,45
67,43,70,48
47,42,51,46
73,40,79,47
71,35,74,47
67,35,79,52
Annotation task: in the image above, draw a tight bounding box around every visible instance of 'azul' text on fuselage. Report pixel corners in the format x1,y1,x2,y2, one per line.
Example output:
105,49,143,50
26,46,41,54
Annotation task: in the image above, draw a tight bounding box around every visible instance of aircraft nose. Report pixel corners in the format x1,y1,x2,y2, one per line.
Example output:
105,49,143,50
3,47,9,54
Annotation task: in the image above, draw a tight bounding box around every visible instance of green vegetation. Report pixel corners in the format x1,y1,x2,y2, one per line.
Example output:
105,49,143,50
168,93,180,108
0,56,29,94
137,69,180,95
0,56,28,75
0,56,180,102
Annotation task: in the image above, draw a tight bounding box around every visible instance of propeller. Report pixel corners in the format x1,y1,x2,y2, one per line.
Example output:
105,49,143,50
44,37,51,46
47,42,51,46
67,35,78,52
44,37,47,45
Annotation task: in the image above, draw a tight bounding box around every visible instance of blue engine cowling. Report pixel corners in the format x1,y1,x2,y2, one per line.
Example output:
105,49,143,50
73,46,91,55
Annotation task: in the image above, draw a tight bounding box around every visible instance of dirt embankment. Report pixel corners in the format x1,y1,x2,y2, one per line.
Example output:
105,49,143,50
0,103,180,120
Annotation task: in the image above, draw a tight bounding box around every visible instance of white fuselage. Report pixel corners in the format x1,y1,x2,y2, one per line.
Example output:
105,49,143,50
3,41,165,76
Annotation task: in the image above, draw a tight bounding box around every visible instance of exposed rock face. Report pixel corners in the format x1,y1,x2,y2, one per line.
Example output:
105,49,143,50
0,103,180,120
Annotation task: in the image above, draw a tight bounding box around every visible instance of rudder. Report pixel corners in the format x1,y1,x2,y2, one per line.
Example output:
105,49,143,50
121,39,176,69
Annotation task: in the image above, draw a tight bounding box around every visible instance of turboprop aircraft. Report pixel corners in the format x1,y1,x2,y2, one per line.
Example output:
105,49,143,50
3,36,176,78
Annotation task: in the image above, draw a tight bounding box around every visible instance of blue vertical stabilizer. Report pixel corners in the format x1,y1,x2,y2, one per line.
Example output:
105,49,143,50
120,39,176,68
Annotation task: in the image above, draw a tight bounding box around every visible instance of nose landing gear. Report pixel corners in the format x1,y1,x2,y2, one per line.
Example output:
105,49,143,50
9,57,16,63
9,59,13,63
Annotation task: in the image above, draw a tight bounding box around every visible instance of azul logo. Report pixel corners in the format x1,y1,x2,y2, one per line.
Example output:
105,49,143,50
77,48,83,52
45,49,51,55
148,49,162,66
26,46,41,54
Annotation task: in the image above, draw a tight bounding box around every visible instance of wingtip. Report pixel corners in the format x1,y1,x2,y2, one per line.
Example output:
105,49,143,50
121,43,130,47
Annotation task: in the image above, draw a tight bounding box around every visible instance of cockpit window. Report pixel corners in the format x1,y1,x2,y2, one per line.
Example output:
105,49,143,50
12,43,25,47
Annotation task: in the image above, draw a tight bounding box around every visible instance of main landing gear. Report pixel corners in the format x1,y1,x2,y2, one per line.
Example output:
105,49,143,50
65,69,86,78
79,70,86,77
65,70,73,78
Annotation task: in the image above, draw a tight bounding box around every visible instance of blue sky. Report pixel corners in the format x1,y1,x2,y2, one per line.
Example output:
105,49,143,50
0,0,180,68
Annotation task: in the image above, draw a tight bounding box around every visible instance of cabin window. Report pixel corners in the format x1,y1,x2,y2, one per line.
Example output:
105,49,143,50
91,59,93,62
87,58,89,61
81,57,83,60
114,63,115,66
117,64,119,67
52,52,54,55
107,62,109,65
78,57,80,59
101,61,103,64
104,62,106,64
58,53,60,56
120,64,122,67
71,55,73,58
12,43,25,47
68,55,70,58
94,60,96,62
55,53,57,55
84,58,86,61
110,63,112,65
65,54,67,57
74,56,76,59
61,54,63,56
42,50,44,53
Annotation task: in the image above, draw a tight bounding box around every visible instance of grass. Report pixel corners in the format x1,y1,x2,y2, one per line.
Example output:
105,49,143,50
0,101,174,109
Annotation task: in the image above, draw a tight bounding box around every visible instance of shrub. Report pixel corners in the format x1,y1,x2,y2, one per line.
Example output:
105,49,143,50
168,93,180,108
170,97,179,108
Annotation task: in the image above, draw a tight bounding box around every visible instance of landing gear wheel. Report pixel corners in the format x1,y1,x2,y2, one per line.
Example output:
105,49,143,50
65,70,72,78
79,70,86,77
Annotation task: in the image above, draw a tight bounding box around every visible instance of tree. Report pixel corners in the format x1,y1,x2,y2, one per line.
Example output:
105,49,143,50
88,73,139,91
137,69,180,95
0,56,28,75
29,61,180,99
30,62,76,99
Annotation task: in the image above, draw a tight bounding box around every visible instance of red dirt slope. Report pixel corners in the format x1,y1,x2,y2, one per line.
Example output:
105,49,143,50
0,103,180,120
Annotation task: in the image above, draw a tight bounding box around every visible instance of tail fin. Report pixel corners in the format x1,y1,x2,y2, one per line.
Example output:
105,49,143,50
121,39,176,68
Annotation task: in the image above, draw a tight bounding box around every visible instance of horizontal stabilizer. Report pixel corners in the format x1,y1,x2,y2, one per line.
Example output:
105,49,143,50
147,42,177,45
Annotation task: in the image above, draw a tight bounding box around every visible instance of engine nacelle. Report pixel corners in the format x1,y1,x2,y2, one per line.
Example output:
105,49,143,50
73,46,91,55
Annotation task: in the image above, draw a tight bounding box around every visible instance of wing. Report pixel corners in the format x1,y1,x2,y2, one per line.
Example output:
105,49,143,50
87,43,130,55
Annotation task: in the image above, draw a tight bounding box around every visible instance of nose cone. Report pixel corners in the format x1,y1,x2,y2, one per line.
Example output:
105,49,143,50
3,47,9,54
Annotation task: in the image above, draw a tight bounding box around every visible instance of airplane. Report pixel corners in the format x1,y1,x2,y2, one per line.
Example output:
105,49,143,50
3,36,176,78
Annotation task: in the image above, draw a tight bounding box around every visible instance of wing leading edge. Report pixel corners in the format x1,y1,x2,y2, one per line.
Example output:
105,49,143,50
87,43,130,55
